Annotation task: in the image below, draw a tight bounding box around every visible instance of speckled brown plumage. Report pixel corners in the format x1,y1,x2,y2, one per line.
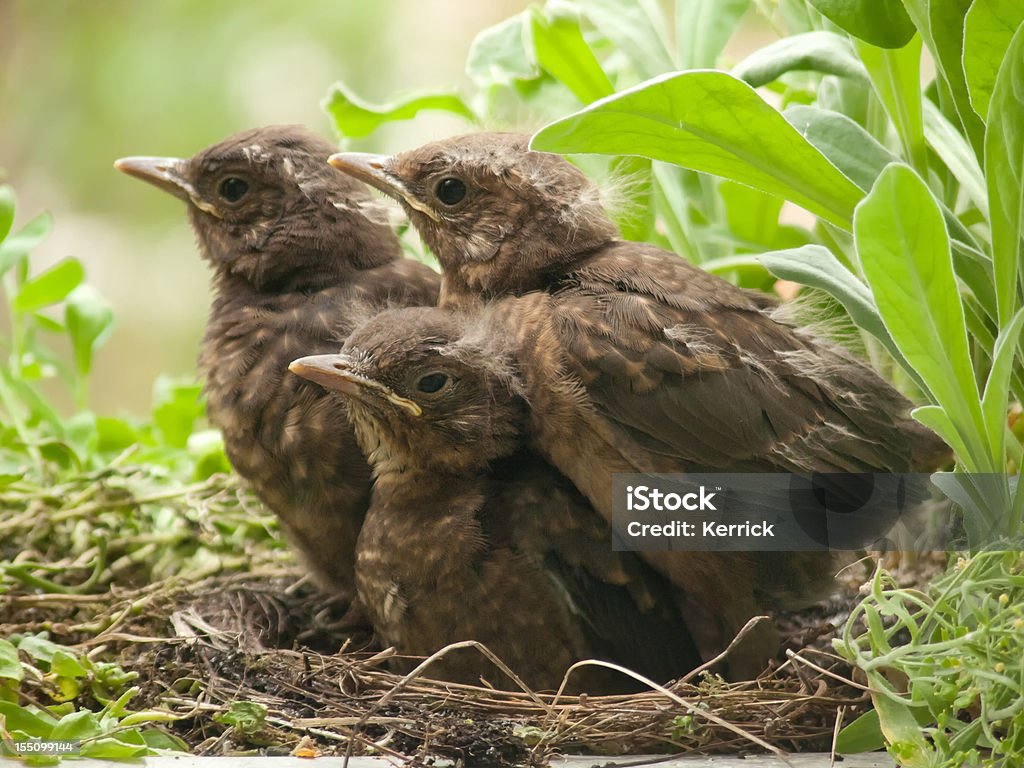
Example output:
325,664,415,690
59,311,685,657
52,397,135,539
328,133,950,675
290,308,701,692
115,126,440,599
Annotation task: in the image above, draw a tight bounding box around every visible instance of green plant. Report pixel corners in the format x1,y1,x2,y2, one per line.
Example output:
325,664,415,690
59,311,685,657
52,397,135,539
835,551,1024,767
0,634,187,764
324,2,1024,763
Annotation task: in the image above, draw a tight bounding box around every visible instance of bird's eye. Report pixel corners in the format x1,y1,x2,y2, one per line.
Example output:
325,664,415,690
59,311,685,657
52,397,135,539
415,372,450,394
218,177,249,203
435,177,467,206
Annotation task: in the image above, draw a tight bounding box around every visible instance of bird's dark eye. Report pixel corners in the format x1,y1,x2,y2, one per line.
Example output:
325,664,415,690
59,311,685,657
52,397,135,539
218,177,249,203
435,177,467,206
415,372,450,394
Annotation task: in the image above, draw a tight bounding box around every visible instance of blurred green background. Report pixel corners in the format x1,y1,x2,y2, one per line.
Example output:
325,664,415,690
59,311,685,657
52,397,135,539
0,0,524,415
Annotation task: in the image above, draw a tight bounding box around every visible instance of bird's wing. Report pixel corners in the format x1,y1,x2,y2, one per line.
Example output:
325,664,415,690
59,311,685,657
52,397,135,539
549,242,924,473
493,452,702,682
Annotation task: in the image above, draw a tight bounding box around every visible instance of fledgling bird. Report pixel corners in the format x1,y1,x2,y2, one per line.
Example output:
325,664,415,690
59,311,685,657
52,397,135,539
115,126,440,600
289,307,702,692
328,133,949,673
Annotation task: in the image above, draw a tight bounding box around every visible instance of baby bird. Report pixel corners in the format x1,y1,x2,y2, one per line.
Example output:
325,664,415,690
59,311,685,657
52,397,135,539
328,133,949,673
116,126,439,600
290,307,701,692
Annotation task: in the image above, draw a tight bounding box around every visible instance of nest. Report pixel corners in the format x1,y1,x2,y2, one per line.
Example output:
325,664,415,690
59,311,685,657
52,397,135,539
1,566,872,766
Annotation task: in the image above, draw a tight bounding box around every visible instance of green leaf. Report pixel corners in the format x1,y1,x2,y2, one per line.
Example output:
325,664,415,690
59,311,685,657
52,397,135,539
50,709,102,741
322,82,476,140
982,308,1024,466
12,257,84,314
865,671,935,768
465,12,537,86
213,701,267,734
805,0,915,48
783,104,899,191
529,4,613,104
532,71,865,228
675,0,749,69
854,36,927,172
985,20,1024,325
0,212,52,279
0,185,14,243
0,703,56,738
854,165,984,458
65,284,115,378
924,0,985,153
16,635,60,664
836,708,884,753
141,729,188,752
577,0,673,78
50,650,88,679
720,181,781,247
151,376,204,449
79,731,148,759
963,0,1024,120
733,32,867,88
0,639,22,682
95,416,141,453
923,100,988,216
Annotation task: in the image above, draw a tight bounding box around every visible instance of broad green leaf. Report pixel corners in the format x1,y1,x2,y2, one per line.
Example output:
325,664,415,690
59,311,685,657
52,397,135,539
982,309,1024,466
16,635,61,664
12,257,84,313
0,185,14,243
985,20,1024,325
924,0,986,154
806,0,915,48
529,5,613,104
577,0,674,79
322,83,476,140
65,285,115,377
96,416,141,453
465,12,536,86
50,650,88,679
854,165,984,451
733,32,867,88
141,729,188,752
0,211,52,279
151,376,203,450
79,733,148,759
49,709,102,741
923,100,988,216
783,105,899,191
675,0,749,69
720,181,781,247
836,689,940,755
964,0,1024,120
0,702,56,738
0,639,22,682
865,671,935,768
532,71,865,228
855,36,927,172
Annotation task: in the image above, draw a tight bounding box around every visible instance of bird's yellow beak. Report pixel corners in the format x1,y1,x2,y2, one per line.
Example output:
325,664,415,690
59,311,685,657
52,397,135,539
113,156,194,202
288,354,423,416
328,152,439,222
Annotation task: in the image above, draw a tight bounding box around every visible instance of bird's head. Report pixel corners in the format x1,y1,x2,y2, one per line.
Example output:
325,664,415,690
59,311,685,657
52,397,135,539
328,132,618,300
288,307,523,474
115,125,400,291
